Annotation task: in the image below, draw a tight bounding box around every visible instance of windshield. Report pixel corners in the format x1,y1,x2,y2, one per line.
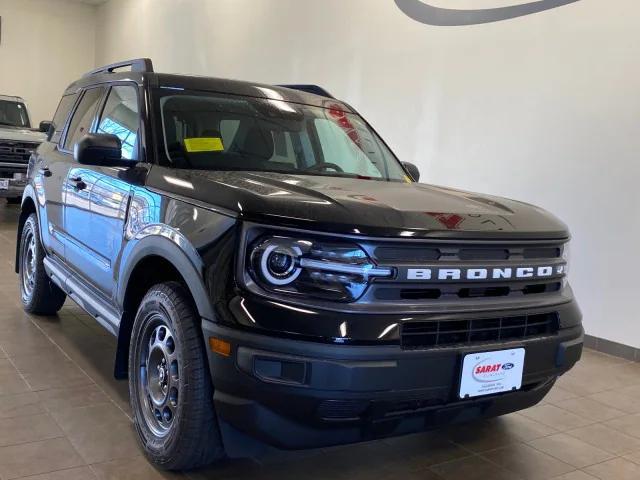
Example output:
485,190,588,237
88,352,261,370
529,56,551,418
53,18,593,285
0,100,30,128
156,90,409,182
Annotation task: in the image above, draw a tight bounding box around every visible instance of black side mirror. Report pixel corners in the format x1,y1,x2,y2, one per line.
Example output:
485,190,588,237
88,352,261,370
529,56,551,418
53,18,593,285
74,133,126,166
403,162,420,182
39,121,53,139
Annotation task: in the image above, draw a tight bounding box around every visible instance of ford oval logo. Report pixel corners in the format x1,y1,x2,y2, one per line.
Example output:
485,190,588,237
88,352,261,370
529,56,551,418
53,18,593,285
395,0,582,26
502,363,515,370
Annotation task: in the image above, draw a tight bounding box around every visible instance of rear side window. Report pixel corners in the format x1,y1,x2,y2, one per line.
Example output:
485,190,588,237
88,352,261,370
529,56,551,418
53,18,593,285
50,93,79,143
97,85,140,160
63,87,104,151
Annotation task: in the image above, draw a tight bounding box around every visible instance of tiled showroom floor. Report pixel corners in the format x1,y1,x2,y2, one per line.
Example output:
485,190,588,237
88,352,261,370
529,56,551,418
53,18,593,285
0,206,640,480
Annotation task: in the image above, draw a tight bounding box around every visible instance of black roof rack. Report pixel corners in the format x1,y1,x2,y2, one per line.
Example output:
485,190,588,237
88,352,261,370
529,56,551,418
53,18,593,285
278,84,334,99
84,58,154,77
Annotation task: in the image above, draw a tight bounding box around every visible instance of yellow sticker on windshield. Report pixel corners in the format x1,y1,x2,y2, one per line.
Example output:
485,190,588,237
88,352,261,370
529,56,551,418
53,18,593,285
184,137,224,152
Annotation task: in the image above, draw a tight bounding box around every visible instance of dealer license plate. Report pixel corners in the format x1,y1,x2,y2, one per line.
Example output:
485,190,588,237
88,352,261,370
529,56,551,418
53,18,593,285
0,179,8,190
459,348,525,399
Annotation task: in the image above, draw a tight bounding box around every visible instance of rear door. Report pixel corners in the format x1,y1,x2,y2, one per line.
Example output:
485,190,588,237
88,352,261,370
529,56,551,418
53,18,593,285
64,84,141,297
32,91,80,259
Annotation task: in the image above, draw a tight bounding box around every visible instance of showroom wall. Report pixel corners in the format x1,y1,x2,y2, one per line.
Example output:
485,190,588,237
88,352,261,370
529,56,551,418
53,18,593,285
0,0,96,125
92,0,640,348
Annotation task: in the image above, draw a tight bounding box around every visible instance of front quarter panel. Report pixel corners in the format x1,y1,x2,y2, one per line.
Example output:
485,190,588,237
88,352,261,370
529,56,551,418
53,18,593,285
117,186,237,321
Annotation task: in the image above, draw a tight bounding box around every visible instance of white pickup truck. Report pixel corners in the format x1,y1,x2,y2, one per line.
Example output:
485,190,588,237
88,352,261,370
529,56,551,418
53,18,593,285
0,95,48,203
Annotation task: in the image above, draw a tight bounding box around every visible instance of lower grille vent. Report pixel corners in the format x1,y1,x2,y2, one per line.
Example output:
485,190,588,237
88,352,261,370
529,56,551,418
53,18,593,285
375,282,561,301
401,312,559,349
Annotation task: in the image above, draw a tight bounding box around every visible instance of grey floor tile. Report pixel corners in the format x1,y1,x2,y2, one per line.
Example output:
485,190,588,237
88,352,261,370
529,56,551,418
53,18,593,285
544,385,580,403
584,457,640,480
556,373,624,397
0,391,44,418
519,404,593,431
50,403,141,464
90,456,187,479
551,472,599,480
0,412,63,447
604,413,640,439
11,352,93,391
381,430,470,469
482,443,575,479
446,414,557,453
17,466,97,480
0,369,32,395
567,424,640,455
430,454,519,480
0,328,60,358
587,390,640,414
528,433,615,468
549,397,626,422
0,437,85,479
37,384,111,412
579,350,630,368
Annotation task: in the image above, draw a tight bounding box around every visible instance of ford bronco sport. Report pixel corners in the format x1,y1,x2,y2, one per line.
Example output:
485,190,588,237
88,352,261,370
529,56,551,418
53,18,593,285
16,59,583,470
0,95,50,203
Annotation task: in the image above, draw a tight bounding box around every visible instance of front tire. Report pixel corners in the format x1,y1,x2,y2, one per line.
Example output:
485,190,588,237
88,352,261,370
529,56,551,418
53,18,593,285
129,282,225,470
19,213,66,314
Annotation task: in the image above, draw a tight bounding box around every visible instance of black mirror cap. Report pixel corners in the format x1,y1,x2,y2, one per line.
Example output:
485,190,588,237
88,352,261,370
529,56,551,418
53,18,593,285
39,120,53,136
403,162,420,182
74,133,123,166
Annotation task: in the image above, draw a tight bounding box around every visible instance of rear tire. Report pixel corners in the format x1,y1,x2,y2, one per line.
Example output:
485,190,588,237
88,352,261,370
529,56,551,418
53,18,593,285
129,281,225,470
19,213,66,314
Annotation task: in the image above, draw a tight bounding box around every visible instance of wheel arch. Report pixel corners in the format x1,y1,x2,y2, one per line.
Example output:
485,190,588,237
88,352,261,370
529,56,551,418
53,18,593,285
114,235,215,379
16,191,38,273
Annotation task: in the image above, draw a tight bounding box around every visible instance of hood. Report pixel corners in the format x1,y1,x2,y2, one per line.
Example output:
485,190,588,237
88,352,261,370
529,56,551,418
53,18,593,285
147,167,568,239
0,126,46,143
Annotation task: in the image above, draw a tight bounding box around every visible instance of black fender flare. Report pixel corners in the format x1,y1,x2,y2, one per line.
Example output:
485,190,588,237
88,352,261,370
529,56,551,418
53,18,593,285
113,229,216,379
15,185,40,273
116,229,215,321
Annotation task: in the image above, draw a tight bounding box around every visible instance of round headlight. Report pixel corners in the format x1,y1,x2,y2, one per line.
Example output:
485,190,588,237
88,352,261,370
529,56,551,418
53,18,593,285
248,235,393,302
258,243,302,285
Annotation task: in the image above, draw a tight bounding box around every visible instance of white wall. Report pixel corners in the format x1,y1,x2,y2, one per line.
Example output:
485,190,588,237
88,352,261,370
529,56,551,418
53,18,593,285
94,0,639,347
0,0,96,125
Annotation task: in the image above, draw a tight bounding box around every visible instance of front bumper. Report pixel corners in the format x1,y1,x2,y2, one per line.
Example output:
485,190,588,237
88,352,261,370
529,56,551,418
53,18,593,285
203,302,583,450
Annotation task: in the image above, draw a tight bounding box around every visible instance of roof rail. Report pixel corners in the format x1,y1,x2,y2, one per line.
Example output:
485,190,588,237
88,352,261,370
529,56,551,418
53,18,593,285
84,58,154,77
278,84,335,99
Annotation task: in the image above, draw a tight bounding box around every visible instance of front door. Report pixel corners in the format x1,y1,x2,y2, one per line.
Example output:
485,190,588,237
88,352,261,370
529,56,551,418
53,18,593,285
63,84,141,297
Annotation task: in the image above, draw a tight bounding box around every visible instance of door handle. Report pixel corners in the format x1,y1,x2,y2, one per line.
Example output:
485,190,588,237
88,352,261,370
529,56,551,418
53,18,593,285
39,167,52,177
69,176,87,191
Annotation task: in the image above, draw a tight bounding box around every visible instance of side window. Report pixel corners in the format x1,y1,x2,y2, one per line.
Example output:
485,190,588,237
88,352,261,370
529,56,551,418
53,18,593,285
63,88,104,151
97,85,140,160
50,93,79,144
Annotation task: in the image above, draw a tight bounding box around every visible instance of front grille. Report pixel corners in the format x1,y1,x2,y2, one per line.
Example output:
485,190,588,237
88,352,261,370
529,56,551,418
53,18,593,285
367,239,566,302
0,141,39,165
401,312,559,349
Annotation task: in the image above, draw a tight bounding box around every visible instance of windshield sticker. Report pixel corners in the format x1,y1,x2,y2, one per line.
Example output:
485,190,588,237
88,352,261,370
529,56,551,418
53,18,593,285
184,137,224,153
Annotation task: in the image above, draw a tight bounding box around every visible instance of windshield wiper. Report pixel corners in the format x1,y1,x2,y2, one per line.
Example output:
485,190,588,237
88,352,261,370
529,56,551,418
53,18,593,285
0,121,19,127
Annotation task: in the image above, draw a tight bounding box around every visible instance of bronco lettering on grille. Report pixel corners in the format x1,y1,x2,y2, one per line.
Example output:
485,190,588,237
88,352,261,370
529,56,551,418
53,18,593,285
406,265,565,281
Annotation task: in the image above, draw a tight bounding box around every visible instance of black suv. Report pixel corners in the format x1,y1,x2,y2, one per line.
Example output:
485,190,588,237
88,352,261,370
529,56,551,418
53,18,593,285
16,59,583,470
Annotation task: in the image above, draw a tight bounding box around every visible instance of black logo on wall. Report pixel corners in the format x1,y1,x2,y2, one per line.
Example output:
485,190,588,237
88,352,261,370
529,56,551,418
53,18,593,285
395,0,581,26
